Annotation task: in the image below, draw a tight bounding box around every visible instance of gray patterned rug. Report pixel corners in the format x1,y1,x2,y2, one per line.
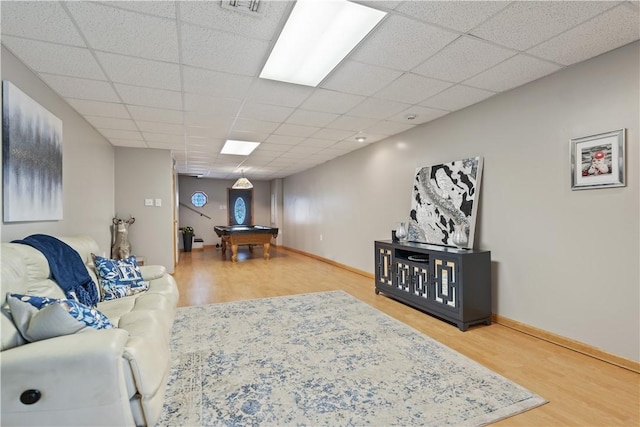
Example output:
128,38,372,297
158,291,546,426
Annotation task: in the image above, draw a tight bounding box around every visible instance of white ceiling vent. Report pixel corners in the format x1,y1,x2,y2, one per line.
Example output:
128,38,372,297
221,1,264,17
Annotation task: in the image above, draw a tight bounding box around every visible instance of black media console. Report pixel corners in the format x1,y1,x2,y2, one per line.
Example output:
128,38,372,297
374,240,492,331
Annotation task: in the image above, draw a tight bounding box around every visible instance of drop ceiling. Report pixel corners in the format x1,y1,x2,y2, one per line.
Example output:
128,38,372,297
2,1,638,180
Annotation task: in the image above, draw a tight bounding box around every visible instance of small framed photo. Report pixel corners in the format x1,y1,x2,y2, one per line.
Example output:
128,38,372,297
570,129,625,190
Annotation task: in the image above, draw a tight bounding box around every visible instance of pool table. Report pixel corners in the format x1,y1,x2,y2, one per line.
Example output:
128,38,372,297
214,225,279,262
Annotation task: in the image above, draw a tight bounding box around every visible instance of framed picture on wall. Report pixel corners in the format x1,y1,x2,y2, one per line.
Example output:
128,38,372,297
2,80,63,221
570,129,625,190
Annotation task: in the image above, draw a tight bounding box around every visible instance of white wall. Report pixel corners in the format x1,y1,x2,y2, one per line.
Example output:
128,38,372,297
178,176,272,247
0,47,115,249
270,178,284,246
283,42,639,361
114,147,175,272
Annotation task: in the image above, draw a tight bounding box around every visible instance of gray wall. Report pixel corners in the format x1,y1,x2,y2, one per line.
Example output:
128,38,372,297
0,47,115,249
283,42,639,361
114,147,175,272
178,176,272,247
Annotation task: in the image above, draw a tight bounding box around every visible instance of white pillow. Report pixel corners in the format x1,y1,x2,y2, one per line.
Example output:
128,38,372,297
6,293,114,342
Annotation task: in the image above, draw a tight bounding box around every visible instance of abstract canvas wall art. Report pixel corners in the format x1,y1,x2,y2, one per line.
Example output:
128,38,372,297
2,81,63,222
408,157,483,249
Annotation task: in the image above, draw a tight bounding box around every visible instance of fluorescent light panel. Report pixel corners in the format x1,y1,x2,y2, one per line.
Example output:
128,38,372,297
259,0,386,87
220,140,260,155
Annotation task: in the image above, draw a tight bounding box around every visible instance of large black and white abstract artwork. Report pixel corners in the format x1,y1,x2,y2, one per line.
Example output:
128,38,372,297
2,81,63,222
408,157,483,249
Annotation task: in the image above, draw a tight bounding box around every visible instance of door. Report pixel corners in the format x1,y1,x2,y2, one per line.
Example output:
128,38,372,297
227,188,253,225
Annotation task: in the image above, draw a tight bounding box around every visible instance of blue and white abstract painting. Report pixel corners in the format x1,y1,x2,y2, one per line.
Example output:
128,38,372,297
2,81,63,222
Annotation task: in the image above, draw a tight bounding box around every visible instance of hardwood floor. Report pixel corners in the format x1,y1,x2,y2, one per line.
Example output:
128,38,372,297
173,246,640,426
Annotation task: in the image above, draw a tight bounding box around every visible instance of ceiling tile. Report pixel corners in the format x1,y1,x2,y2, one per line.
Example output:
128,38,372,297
84,116,138,131
142,132,184,144
66,99,130,119
322,61,402,96
395,1,508,32
238,102,294,122
413,36,516,83
184,112,232,128
365,120,415,136
373,73,453,104
327,116,378,132
96,52,181,91
226,130,270,142
147,141,185,150
254,143,292,153
527,4,640,66
179,1,288,40
3,0,636,180
241,157,272,167
186,125,229,139
40,74,120,103
183,66,254,99
282,145,322,156
136,121,184,135
65,2,179,62
183,93,242,115
347,97,411,120
471,1,618,51
231,118,280,134
100,1,177,19
278,151,315,159
421,85,496,112
341,133,384,144
351,15,458,71
186,138,225,151
264,135,305,145
332,140,370,153
300,89,366,114
99,129,144,140
180,23,270,75
249,150,282,160
1,2,85,46
107,139,148,148
389,106,449,125
299,138,337,149
245,79,314,108
274,124,320,137
127,105,183,124
114,83,182,110
2,37,105,80
312,128,356,140
464,54,561,92
285,110,340,128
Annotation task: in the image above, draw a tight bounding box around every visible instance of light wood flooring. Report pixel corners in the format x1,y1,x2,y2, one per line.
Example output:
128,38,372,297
173,246,640,426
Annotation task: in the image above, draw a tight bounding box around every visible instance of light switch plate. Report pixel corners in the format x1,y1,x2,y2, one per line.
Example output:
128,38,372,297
155,198,162,207
144,199,153,206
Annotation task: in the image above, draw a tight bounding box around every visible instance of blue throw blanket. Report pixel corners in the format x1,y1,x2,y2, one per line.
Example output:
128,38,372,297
12,234,99,307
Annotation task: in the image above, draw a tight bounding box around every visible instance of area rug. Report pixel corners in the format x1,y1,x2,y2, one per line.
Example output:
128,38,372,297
158,291,546,426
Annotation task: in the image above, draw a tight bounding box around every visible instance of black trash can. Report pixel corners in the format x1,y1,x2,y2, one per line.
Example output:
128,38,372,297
183,233,193,252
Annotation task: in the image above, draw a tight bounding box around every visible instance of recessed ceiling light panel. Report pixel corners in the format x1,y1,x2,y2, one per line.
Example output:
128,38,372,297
259,0,387,87
221,140,260,155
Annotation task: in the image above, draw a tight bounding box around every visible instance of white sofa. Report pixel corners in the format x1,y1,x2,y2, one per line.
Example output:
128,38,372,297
0,235,179,426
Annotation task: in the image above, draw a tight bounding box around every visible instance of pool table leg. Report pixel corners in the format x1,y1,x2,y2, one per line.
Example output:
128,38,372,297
263,243,271,260
231,244,238,262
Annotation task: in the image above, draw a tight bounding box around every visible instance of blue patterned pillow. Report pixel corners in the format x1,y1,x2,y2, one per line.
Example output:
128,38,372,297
6,293,114,342
92,254,149,301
